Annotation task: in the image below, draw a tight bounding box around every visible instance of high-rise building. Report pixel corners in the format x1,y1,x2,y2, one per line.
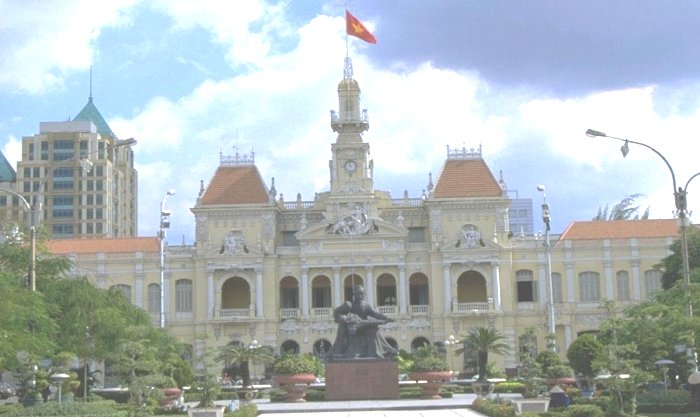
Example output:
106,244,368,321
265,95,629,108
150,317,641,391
15,96,137,239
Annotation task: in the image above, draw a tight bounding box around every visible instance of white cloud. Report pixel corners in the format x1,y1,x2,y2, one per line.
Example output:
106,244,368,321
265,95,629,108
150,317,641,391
0,0,138,94
1,135,21,167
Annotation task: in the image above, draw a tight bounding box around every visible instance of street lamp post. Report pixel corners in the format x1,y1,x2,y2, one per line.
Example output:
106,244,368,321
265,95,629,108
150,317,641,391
445,335,457,379
159,189,175,328
586,129,700,369
537,185,557,352
0,187,35,291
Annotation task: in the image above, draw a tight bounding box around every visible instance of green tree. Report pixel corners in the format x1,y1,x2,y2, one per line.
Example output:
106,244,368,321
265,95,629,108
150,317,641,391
456,327,509,382
517,327,544,398
567,333,604,389
595,301,652,416
0,237,66,376
593,193,650,221
216,342,274,387
657,227,700,290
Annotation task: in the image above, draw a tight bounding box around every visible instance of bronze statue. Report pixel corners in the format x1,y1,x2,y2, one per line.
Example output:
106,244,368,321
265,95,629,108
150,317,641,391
332,285,397,359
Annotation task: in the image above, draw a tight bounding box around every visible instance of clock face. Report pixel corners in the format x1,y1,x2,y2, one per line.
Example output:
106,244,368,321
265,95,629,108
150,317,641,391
344,160,357,172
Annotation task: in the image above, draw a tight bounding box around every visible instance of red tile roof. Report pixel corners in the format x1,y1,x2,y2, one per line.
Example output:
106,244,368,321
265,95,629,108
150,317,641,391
48,237,160,254
200,165,270,205
433,158,503,198
559,219,680,240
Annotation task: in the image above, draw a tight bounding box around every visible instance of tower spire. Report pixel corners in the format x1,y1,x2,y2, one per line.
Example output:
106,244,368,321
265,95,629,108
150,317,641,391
89,66,93,100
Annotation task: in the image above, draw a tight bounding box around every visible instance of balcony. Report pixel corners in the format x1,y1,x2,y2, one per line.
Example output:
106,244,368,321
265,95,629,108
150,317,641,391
377,305,398,316
280,308,300,319
311,308,332,318
453,301,492,315
409,304,430,315
214,305,255,320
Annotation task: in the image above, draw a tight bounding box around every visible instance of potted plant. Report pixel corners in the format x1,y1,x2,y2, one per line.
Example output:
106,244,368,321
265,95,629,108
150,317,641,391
407,345,452,399
216,341,274,401
272,354,318,402
456,327,509,397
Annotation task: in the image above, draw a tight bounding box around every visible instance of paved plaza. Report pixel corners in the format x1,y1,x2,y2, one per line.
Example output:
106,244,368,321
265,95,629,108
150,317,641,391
220,392,494,417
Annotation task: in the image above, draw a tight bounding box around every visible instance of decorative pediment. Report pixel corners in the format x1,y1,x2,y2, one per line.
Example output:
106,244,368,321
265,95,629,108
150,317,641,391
296,217,407,241
208,229,263,257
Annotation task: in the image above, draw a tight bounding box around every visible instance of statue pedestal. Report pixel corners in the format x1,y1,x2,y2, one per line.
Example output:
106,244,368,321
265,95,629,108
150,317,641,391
325,359,399,400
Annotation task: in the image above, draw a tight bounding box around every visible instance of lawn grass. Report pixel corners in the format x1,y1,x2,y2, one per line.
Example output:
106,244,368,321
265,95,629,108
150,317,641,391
641,414,699,417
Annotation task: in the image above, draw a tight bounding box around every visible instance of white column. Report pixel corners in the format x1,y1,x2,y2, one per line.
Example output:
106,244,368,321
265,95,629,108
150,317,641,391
135,273,144,308
365,266,374,306
443,263,451,313
301,268,309,317
207,272,214,319
333,267,342,306
604,260,614,300
398,265,407,314
566,262,575,303
537,260,547,310
491,262,501,310
255,268,264,317
632,259,641,300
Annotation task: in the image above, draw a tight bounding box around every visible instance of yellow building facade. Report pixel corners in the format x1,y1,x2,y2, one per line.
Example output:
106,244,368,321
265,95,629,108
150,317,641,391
48,62,680,377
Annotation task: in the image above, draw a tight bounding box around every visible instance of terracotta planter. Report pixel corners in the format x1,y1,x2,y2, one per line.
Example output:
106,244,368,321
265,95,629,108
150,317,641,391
159,387,182,407
408,371,452,399
273,373,316,402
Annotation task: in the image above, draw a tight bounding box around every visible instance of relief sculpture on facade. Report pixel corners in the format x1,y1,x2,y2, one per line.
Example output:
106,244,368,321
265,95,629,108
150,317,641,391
326,205,378,235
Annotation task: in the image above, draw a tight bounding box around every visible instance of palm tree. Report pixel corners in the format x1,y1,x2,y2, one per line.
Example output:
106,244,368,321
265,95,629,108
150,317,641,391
215,342,274,387
456,327,509,382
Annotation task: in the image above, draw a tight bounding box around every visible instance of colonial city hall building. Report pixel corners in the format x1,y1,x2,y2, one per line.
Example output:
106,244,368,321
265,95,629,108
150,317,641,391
6,60,679,377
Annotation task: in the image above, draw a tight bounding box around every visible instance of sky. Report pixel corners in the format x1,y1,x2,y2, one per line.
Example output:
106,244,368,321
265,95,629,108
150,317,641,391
2,0,700,245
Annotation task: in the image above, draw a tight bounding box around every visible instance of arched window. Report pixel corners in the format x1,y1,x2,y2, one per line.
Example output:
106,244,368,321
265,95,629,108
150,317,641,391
385,337,399,352
551,272,563,303
112,284,131,302
313,339,333,358
616,271,630,301
175,279,192,313
281,340,300,354
376,274,397,306
411,337,431,351
280,276,299,309
311,276,331,308
221,277,250,309
516,270,535,302
147,283,160,313
409,273,429,305
343,274,364,302
644,269,663,300
456,271,487,303
579,272,600,302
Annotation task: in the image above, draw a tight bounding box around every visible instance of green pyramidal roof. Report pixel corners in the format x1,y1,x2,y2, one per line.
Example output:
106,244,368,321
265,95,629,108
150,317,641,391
0,150,16,181
73,97,116,138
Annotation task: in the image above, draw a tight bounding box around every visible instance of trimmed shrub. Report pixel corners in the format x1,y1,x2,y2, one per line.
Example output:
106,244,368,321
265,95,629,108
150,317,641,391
564,404,604,417
636,388,692,413
493,382,525,394
471,398,516,417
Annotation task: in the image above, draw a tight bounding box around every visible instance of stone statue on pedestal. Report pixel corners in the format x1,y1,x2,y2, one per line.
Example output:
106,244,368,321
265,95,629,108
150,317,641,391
332,285,397,359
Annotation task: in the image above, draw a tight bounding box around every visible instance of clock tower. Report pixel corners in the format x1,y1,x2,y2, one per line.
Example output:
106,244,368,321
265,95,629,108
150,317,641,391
329,57,373,197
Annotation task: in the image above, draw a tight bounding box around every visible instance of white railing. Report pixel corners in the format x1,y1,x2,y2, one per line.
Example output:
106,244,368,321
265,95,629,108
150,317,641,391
410,305,429,315
311,308,332,318
219,308,251,318
454,302,490,313
378,305,398,315
280,308,299,319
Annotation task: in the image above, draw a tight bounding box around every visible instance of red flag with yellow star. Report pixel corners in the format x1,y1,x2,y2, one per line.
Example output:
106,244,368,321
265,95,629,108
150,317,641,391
346,10,376,44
